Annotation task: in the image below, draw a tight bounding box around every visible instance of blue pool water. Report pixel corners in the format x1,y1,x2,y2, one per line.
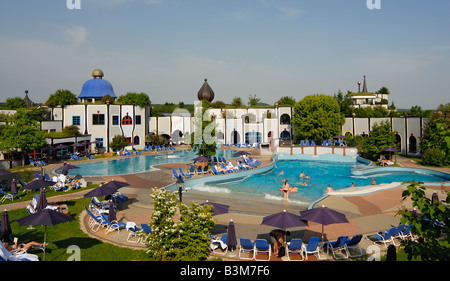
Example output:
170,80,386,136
64,149,236,176
195,160,448,205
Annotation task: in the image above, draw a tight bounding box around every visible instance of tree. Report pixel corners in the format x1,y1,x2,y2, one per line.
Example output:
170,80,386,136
4,97,26,109
62,125,81,136
117,92,151,107
142,188,178,261
248,94,260,106
0,108,47,166
100,94,115,104
109,135,128,152
360,120,396,161
276,96,296,107
333,90,353,117
376,86,390,95
191,99,217,156
420,103,450,165
398,181,450,261
292,94,344,142
45,89,78,107
210,100,226,109
231,96,243,107
174,202,216,261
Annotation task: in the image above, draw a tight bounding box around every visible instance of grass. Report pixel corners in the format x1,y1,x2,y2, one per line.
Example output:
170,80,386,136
5,196,152,261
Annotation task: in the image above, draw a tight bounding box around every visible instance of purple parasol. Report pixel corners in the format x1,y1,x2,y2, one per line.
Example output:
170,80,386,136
299,206,349,241
0,210,12,239
200,201,229,216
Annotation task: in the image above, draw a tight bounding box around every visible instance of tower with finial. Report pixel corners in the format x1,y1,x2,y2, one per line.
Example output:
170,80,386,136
23,90,35,108
362,75,368,93
197,78,215,102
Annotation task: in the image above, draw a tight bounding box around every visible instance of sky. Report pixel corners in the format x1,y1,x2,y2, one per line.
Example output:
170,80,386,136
0,0,449,109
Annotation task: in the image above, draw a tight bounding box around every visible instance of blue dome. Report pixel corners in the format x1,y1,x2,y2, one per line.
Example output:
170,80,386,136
79,77,117,99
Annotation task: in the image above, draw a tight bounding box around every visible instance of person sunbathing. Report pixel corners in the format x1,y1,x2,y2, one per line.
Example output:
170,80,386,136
3,240,48,252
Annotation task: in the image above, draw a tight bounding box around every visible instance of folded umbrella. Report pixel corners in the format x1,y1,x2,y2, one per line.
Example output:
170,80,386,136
0,210,12,239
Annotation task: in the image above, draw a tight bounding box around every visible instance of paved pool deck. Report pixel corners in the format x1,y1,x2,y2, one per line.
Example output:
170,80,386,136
3,149,449,261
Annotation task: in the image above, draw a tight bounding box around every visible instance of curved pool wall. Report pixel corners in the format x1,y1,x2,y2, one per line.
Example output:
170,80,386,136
351,166,450,182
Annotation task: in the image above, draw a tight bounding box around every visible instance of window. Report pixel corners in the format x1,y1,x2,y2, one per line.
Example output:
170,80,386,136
122,115,132,125
280,130,291,141
135,115,141,125
112,115,119,125
280,114,291,125
133,136,140,145
72,116,80,126
92,114,105,125
95,138,104,148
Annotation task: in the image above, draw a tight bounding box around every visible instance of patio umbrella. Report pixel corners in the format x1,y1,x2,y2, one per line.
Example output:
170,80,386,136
261,210,308,260
42,146,55,151
431,192,439,206
261,210,308,230
299,206,349,241
22,178,55,191
35,188,48,212
0,210,12,240
226,219,238,252
192,155,210,162
0,170,11,176
234,151,252,155
10,179,18,195
55,163,80,175
382,147,399,160
83,180,129,198
17,208,74,261
333,134,346,139
200,200,229,216
108,200,116,222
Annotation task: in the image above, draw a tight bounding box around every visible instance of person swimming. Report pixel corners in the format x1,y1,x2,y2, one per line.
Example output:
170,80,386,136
299,171,304,178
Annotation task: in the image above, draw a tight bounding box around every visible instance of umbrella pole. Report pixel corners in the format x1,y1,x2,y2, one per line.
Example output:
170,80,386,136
43,225,47,261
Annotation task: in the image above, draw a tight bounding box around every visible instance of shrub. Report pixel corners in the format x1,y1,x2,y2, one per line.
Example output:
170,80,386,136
422,148,444,167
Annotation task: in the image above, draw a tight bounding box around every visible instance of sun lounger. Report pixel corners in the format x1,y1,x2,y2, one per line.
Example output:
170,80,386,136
366,225,403,248
254,239,271,261
287,239,304,260
0,242,39,261
238,238,255,260
178,167,191,178
211,234,228,255
303,237,320,260
102,214,126,235
323,235,349,259
345,234,363,257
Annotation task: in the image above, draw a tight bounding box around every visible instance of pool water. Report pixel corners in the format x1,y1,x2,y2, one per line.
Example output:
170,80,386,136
65,149,236,176
195,160,446,205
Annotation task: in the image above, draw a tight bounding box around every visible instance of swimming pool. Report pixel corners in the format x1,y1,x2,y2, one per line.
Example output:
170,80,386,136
189,160,450,206
63,149,236,176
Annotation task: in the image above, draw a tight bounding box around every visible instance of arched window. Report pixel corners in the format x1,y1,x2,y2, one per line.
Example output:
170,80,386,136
133,136,140,145
409,136,417,153
280,114,291,125
280,129,291,141
122,115,132,125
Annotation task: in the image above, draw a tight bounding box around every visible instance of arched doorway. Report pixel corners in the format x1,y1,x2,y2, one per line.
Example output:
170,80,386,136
409,135,417,153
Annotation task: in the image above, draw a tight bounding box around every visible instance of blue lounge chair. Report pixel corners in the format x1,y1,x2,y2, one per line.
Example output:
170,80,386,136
287,239,304,260
366,225,403,248
304,237,320,260
102,214,126,235
187,165,196,176
305,140,310,146
211,234,228,255
328,139,332,146
203,165,209,174
126,222,142,243
178,167,192,178
398,224,414,240
132,148,141,155
322,140,327,146
142,145,148,152
254,239,271,261
141,223,152,235
238,238,255,260
29,158,41,167
172,169,183,180
323,235,349,259
300,140,304,146
211,165,222,175
1,189,15,202
345,234,363,257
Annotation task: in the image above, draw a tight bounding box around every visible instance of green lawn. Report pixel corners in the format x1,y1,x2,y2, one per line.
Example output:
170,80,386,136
5,197,152,261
